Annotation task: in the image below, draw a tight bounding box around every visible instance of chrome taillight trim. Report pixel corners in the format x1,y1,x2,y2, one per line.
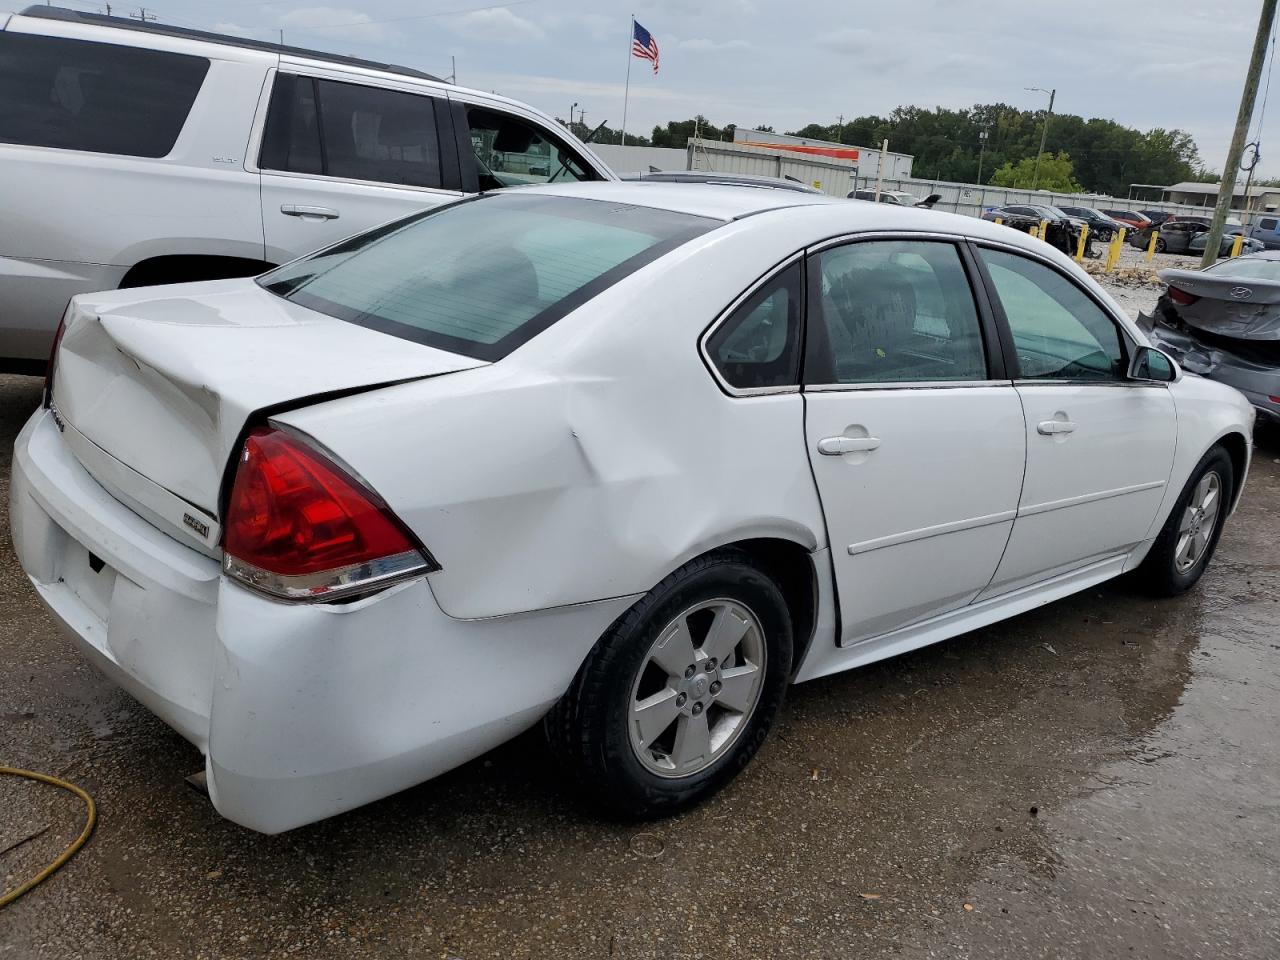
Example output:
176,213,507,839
223,549,433,603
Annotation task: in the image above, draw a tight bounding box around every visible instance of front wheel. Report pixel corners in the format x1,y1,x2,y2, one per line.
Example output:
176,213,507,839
1134,447,1233,596
545,550,793,817
1155,237,1167,253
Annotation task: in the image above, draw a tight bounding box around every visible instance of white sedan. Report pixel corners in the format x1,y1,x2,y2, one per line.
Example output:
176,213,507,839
11,183,1253,833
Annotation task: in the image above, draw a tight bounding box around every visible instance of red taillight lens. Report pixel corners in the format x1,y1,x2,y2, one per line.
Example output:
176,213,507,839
222,426,434,600
42,312,68,409
1167,286,1199,306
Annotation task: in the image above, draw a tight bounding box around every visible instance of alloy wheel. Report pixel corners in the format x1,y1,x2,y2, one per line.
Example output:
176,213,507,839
1175,471,1222,573
628,599,767,778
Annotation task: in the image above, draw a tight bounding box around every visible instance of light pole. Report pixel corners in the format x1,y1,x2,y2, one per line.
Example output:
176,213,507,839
1025,86,1055,191
976,129,989,185
570,101,578,135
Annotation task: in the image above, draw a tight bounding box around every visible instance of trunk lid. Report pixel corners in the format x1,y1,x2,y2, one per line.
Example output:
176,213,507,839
53,279,482,541
1158,268,1280,340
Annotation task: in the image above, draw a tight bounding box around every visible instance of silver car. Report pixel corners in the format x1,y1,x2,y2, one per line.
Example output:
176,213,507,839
1140,251,1280,424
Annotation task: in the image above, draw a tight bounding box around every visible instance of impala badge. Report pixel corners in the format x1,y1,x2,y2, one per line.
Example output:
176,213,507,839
1229,286,1254,300
183,513,211,539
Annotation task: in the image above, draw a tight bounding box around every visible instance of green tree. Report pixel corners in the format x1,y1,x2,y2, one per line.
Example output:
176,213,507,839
990,152,1085,192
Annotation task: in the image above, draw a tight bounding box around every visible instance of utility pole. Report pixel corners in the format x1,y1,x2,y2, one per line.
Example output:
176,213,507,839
1026,86,1055,191
836,114,844,143
977,128,989,185
569,101,578,134
1202,0,1277,267
130,7,157,22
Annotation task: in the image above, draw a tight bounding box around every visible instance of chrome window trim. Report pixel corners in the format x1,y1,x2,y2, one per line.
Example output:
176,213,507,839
698,252,805,398
807,229,969,255
805,379,1011,393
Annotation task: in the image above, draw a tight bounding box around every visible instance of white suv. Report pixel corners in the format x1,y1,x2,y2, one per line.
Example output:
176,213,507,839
0,5,613,372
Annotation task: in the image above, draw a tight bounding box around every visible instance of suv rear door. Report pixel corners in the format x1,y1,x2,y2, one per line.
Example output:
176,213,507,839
254,66,463,264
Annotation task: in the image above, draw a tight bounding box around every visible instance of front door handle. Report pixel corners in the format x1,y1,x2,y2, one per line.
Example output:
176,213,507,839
1037,419,1077,436
280,204,340,220
817,436,882,455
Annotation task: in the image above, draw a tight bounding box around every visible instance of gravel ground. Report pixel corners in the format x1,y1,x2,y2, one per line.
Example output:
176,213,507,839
2,284,1279,957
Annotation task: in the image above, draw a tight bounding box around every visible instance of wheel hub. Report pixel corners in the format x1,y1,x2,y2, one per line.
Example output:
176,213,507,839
627,598,766,778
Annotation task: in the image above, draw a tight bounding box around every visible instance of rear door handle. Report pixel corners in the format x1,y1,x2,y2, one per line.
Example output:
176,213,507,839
280,204,340,220
1037,419,1077,435
817,436,882,455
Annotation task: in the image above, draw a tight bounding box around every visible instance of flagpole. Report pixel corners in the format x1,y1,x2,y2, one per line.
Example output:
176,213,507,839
621,14,634,146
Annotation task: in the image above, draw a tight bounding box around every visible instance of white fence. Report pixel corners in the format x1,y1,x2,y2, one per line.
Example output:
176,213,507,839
854,175,1253,221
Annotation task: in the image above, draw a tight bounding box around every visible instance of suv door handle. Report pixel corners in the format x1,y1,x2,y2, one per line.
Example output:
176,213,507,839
280,204,340,220
817,436,882,455
1037,419,1077,435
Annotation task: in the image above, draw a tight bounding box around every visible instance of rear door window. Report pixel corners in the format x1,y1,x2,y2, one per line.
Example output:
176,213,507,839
1260,217,1278,231
261,74,443,188
705,262,802,390
0,32,208,157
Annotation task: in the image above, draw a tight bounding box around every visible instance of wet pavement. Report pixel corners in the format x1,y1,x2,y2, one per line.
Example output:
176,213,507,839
1,370,1278,959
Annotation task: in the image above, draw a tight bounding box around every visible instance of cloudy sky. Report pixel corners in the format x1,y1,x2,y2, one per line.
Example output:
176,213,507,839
21,0,1275,177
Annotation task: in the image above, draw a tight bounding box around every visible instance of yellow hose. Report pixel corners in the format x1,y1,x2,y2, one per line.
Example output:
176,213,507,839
0,766,96,909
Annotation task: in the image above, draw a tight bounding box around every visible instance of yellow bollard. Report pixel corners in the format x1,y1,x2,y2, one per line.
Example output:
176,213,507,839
1028,225,1038,239
1075,223,1090,262
994,216,1003,225
1146,230,1159,262
1039,219,1049,242
1231,234,1244,258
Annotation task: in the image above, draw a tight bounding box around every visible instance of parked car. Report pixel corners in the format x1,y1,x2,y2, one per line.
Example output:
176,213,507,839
1247,213,1280,250
0,5,614,372
1139,210,1175,228
1128,219,1263,257
1100,209,1153,230
1140,250,1280,424
622,171,823,193
981,204,1089,257
1058,206,1125,241
848,188,924,205
14,182,1252,833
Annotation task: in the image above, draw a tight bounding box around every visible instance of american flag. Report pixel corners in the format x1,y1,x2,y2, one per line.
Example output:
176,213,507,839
632,20,659,74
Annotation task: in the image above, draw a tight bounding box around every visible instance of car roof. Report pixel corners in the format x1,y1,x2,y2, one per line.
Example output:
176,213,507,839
524,181,842,220
17,5,443,81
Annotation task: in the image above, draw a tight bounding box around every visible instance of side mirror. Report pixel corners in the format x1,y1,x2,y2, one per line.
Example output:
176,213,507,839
1129,345,1180,383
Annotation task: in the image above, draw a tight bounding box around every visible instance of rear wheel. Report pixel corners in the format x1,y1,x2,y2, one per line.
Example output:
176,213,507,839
1135,447,1233,596
546,550,792,816
1155,237,1167,253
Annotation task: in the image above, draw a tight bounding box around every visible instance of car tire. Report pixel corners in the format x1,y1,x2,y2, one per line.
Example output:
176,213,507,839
545,549,793,817
1155,237,1167,253
1134,447,1233,596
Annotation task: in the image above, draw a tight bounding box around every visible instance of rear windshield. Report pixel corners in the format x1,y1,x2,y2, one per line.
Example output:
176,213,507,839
260,193,717,360
0,32,209,158
1207,257,1280,281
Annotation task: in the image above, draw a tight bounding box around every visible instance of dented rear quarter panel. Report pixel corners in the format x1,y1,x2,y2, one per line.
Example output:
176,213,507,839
277,214,833,620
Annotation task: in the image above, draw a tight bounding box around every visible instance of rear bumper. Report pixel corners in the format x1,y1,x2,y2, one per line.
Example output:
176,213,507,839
11,409,637,833
1146,324,1280,424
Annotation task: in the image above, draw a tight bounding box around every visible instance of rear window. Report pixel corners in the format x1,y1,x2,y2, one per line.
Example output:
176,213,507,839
260,193,717,360
1207,257,1280,281
0,32,208,158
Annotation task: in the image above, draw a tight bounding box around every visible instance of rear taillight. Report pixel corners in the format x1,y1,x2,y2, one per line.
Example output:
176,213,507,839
1167,286,1199,306
222,426,436,601
42,311,68,410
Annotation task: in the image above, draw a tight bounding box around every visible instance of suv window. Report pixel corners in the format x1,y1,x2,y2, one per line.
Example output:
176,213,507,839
1260,217,1278,231
706,262,802,390
261,74,442,188
260,193,714,361
0,32,208,158
979,248,1125,381
466,107,594,189
809,240,988,385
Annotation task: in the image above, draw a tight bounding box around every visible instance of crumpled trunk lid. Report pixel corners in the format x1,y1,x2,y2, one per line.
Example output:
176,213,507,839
1157,268,1280,339
52,278,483,530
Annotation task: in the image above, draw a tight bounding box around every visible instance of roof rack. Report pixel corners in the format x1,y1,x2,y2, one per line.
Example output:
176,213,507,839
18,5,443,83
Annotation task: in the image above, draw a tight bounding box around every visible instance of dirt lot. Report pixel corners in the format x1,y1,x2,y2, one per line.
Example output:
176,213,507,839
3,272,1279,957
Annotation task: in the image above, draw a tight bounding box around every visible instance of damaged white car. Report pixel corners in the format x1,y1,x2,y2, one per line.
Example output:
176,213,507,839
12,183,1254,833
